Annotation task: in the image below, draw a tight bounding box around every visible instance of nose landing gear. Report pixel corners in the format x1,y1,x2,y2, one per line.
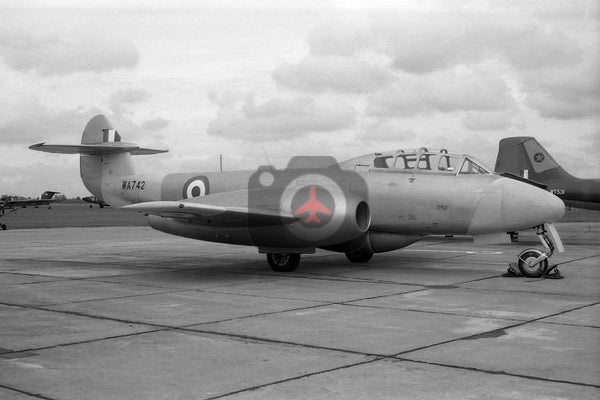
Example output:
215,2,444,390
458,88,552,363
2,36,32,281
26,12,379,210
504,223,565,279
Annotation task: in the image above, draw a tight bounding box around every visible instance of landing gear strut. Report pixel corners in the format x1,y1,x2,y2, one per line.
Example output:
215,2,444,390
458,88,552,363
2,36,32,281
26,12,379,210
266,253,300,272
504,224,564,279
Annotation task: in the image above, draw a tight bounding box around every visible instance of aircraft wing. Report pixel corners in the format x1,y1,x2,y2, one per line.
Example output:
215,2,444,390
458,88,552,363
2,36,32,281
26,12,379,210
1,198,54,208
123,201,298,227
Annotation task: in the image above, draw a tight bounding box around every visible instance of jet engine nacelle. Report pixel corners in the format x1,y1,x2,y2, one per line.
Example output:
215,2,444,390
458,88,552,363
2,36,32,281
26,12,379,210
323,231,421,254
147,193,371,250
280,193,371,248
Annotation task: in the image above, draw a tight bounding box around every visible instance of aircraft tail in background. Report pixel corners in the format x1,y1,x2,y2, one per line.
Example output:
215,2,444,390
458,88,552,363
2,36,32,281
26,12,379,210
40,191,60,200
495,136,600,211
494,137,572,182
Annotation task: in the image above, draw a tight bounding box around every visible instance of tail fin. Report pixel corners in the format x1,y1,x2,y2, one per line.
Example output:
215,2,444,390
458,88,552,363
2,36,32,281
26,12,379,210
494,137,573,182
29,115,167,205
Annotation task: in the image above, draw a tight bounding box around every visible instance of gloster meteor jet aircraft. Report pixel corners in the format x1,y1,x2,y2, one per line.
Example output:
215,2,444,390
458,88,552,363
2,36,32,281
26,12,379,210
30,115,565,277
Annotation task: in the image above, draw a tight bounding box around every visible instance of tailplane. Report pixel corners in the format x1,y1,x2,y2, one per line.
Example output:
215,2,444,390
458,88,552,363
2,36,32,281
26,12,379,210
494,137,573,182
29,115,167,205
29,115,167,156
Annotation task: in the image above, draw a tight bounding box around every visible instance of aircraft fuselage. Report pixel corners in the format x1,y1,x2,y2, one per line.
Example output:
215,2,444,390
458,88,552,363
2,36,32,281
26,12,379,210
96,163,563,247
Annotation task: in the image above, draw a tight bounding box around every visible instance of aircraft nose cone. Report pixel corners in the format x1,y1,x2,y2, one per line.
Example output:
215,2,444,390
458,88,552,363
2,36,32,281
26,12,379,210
499,178,565,230
467,177,565,235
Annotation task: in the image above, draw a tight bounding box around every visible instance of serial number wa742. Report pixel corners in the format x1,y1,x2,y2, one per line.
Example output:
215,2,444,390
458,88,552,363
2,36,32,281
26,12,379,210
122,180,146,190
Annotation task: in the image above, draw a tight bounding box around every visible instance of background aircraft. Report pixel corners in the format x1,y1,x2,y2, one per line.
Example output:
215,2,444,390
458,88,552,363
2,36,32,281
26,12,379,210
0,190,60,230
82,195,110,208
495,137,600,211
30,115,565,277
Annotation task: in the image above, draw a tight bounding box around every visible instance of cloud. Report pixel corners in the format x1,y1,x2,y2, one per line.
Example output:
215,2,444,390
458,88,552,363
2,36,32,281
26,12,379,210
207,95,356,141
109,88,148,104
526,92,600,120
0,30,139,76
521,63,600,119
108,88,148,114
462,111,521,131
304,12,582,74
141,117,170,131
387,20,581,74
0,96,163,146
297,8,597,120
273,54,392,93
367,67,515,117
0,100,101,145
307,20,373,56
355,120,418,142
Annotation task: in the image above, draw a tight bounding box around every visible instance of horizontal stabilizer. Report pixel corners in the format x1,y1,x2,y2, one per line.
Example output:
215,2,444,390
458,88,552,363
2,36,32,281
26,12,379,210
123,201,297,227
29,142,168,155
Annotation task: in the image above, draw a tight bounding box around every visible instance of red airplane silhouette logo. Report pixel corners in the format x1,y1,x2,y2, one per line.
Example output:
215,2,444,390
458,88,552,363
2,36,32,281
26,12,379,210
294,186,331,223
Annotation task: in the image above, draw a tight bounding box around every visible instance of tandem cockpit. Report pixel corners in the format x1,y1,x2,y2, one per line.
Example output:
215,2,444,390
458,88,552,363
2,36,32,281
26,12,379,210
342,147,493,176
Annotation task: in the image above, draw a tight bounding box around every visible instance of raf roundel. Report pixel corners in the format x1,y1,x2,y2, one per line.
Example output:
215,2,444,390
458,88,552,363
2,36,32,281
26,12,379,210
183,176,210,199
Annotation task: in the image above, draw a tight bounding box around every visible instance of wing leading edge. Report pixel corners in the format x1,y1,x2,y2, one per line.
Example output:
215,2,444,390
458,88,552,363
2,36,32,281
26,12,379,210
123,201,298,227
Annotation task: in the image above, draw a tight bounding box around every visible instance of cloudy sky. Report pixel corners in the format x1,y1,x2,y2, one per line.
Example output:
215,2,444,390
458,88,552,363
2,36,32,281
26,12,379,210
1,0,598,197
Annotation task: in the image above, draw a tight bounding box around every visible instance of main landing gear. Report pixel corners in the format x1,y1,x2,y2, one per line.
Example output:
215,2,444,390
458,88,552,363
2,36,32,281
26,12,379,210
266,253,300,272
504,224,564,279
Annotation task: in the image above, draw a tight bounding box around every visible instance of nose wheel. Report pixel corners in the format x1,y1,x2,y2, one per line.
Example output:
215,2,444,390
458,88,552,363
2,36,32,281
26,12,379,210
504,224,564,279
517,249,549,277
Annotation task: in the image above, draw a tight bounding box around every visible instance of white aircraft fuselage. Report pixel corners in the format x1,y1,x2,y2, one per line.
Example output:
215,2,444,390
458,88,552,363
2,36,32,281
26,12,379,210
30,115,565,273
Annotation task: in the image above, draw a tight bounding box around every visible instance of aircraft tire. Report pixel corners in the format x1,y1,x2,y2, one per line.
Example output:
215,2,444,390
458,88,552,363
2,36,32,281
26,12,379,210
1,224,6,230
517,249,548,278
267,253,300,272
345,250,374,263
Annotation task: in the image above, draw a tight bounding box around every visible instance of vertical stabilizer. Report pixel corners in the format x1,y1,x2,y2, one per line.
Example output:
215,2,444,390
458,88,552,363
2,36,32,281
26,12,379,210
80,116,135,203
82,115,122,144
495,137,572,181
30,114,167,207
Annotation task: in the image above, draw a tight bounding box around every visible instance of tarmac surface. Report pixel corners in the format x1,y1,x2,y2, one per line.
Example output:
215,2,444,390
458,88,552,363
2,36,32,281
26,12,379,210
1,222,599,399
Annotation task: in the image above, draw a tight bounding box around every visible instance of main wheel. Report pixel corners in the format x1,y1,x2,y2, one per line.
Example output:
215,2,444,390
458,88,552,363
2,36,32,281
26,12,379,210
345,250,374,263
266,253,300,272
517,249,548,278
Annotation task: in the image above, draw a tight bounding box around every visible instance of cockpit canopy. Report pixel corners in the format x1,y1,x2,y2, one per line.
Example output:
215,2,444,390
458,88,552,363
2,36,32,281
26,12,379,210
342,147,493,175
